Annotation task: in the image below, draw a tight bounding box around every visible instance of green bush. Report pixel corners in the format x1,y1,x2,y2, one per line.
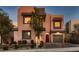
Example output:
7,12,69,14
18,40,22,45
22,40,27,44
38,41,44,48
30,40,36,48
14,44,18,49
3,45,9,50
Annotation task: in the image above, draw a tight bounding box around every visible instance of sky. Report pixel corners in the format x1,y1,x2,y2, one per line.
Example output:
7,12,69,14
0,6,79,25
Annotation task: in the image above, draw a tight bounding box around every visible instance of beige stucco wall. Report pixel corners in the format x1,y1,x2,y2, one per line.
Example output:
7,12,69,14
70,20,79,33
67,20,79,33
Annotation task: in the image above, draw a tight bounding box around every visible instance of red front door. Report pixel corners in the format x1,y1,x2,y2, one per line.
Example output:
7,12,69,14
46,34,49,43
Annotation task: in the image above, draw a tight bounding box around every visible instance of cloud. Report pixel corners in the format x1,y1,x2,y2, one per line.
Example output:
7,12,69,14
12,21,17,27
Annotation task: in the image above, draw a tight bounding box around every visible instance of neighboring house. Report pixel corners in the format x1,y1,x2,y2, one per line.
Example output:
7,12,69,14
66,19,79,33
14,6,65,43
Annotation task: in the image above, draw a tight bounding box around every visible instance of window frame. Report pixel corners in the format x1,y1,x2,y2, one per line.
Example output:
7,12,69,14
53,21,61,29
53,18,62,29
23,15,31,24
22,30,31,39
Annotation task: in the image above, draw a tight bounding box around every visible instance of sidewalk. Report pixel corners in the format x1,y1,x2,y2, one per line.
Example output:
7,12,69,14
2,47,79,52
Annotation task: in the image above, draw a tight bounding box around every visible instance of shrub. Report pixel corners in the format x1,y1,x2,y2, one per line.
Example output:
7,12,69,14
2,41,9,50
30,40,36,48
13,41,17,44
22,40,27,44
13,41,18,49
5,41,9,45
18,40,22,45
3,45,9,50
14,44,18,49
10,41,18,49
17,40,23,48
10,41,17,45
38,41,44,48
31,40,34,44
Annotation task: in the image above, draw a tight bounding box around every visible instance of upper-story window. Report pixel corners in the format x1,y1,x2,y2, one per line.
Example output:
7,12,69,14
21,13,32,24
24,16,31,24
54,21,61,28
23,16,31,24
53,17,62,29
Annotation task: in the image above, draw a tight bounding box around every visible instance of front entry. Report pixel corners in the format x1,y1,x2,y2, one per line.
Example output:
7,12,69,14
53,35,63,43
46,34,49,43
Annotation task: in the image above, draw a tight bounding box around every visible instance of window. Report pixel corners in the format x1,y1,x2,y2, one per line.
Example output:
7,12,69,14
53,17,62,29
23,16,31,24
22,30,31,39
54,21,61,28
53,21,61,29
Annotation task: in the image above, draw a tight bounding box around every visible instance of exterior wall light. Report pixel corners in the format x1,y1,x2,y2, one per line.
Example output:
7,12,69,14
56,32,61,35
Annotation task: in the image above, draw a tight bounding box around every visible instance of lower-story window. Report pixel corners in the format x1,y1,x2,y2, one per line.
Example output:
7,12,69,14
22,30,31,39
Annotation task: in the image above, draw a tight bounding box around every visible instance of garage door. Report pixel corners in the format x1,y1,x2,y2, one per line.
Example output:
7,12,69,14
53,35,63,43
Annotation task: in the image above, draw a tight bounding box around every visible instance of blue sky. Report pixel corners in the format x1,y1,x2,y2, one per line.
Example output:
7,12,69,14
0,6,79,24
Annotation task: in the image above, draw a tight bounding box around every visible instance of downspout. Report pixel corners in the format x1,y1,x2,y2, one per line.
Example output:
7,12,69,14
0,35,1,44
50,16,51,43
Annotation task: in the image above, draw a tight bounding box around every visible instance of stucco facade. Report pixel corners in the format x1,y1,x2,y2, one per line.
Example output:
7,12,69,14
66,19,79,33
50,14,65,43
14,6,65,43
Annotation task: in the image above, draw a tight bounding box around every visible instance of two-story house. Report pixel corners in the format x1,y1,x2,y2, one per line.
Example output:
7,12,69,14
66,19,79,34
14,6,65,43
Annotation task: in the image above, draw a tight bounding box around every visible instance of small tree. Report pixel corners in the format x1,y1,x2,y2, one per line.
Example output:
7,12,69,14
65,33,71,43
0,9,13,44
70,25,79,44
30,8,45,45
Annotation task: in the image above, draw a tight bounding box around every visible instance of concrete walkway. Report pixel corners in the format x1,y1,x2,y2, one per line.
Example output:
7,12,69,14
2,47,79,52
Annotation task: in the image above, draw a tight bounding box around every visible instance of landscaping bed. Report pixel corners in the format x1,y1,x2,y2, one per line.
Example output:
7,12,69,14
0,42,79,51
44,43,79,48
